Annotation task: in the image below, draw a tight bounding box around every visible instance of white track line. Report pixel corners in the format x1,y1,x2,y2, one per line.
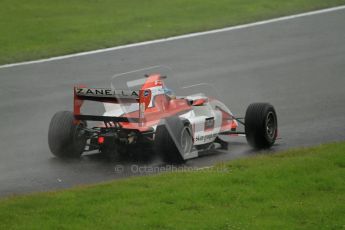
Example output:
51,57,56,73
1,5,344,69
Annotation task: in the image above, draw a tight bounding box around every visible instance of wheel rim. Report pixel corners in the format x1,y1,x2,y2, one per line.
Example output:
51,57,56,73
74,122,85,139
265,111,276,141
180,127,193,155
73,122,87,151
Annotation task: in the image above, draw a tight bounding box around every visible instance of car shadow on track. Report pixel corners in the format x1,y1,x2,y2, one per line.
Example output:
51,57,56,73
47,141,282,179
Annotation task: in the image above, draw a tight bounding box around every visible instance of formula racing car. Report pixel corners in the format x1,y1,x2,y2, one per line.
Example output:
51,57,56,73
48,67,278,163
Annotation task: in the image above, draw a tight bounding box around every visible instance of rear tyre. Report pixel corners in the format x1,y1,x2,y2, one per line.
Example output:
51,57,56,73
245,103,277,149
155,116,193,164
48,111,87,158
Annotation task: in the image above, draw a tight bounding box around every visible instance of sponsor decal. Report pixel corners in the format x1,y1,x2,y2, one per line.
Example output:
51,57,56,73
144,90,149,97
76,88,139,98
195,133,218,142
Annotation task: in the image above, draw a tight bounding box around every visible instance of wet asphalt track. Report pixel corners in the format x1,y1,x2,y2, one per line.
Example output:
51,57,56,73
0,9,345,197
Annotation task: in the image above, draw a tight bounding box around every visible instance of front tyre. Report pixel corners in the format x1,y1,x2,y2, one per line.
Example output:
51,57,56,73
245,103,277,149
155,116,193,164
48,111,87,158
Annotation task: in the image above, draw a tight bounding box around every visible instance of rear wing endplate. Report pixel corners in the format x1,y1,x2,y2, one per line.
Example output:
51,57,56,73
73,86,151,125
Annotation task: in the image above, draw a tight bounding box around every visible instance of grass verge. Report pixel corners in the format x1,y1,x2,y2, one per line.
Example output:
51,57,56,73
0,142,344,229
1,0,345,65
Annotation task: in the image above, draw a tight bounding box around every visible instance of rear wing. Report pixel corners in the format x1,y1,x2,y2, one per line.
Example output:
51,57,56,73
73,86,152,125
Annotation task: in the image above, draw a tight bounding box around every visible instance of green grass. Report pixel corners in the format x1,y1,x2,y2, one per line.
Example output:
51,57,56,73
1,0,345,65
0,142,344,229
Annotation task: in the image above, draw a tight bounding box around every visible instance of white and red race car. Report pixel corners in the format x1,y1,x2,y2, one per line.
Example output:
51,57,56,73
48,67,278,163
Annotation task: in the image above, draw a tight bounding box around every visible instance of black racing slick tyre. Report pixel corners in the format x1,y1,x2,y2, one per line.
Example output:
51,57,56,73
245,103,278,149
48,111,87,158
155,116,193,164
